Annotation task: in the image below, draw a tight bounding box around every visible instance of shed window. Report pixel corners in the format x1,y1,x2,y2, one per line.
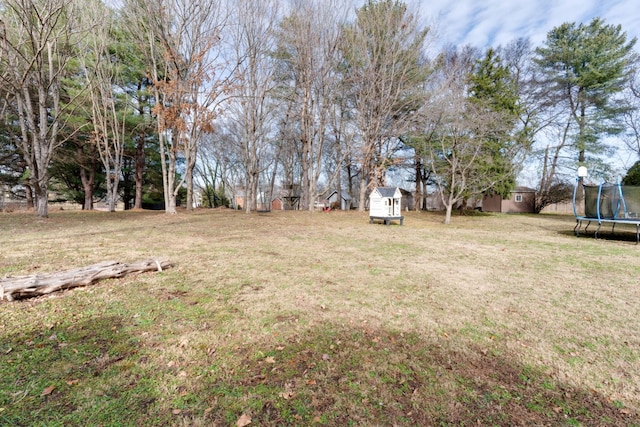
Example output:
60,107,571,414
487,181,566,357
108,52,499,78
514,194,523,203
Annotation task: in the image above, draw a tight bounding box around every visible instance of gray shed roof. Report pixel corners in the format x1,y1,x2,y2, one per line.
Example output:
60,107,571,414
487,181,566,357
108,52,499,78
373,187,400,198
328,190,352,200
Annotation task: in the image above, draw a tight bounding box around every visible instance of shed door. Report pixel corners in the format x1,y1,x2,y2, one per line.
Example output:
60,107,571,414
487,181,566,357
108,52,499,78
393,198,400,216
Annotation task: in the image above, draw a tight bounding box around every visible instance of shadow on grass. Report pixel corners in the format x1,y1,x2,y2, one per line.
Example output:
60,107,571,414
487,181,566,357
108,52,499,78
1,313,637,426
570,226,640,244
198,323,639,426
0,314,169,427
522,214,640,244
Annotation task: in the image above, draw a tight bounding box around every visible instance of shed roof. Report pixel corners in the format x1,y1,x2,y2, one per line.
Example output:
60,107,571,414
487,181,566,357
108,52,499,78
327,190,352,201
372,187,401,198
513,186,536,193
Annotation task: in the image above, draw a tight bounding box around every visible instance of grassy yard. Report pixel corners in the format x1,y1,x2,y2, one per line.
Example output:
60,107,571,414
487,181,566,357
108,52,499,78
0,208,639,426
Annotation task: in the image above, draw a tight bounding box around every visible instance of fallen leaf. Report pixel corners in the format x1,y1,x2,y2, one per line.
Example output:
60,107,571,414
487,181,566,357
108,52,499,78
172,409,182,415
322,354,330,361
278,391,294,400
265,356,276,364
236,413,251,426
41,385,55,396
307,379,317,385
313,416,321,423
66,379,79,386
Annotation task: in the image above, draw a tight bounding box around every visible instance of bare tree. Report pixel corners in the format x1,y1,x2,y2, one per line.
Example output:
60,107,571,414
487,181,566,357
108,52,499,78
340,0,430,211
0,0,84,217
500,38,567,211
623,66,640,157
123,0,226,213
225,0,281,213
325,93,357,210
77,0,127,212
195,131,235,208
419,47,514,224
274,0,350,211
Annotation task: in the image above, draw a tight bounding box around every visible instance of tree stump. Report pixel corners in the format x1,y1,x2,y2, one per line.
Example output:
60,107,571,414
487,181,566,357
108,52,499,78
0,259,172,301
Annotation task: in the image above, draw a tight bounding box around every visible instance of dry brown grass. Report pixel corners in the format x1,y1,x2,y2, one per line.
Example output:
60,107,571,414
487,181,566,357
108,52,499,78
1,208,639,426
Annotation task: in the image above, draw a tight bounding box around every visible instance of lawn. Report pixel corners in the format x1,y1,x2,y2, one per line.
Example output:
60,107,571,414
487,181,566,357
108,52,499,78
0,208,639,426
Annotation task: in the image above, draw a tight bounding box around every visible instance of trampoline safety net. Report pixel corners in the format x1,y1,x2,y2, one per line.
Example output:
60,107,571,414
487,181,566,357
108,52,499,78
582,183,640,220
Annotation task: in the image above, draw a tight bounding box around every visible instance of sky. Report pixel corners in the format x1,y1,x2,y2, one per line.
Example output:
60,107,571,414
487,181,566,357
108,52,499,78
418,0,640,50
412,0,640,181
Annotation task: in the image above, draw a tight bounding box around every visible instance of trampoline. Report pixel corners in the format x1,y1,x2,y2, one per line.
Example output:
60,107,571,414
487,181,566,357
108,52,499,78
573,181,640,244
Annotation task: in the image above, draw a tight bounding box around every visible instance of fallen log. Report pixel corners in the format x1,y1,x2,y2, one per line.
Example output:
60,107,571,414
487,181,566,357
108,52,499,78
0,259,172,301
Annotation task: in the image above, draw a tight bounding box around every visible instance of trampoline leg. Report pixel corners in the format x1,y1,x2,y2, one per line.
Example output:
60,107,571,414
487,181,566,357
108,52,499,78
595,222,601,240
637,224,639,245
574,219,580,236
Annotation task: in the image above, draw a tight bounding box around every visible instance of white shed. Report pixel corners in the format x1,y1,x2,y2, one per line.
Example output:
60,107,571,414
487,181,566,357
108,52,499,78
327,190,353,210
369,186,404,225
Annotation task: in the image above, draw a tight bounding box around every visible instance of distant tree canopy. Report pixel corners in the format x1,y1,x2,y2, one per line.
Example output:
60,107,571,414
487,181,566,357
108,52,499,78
0,1,639,223
622,161,640,185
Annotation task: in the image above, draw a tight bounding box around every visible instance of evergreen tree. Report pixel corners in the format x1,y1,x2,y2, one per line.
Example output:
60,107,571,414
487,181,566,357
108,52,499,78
622,161,640,186
534,18,637,168
468,48,522,199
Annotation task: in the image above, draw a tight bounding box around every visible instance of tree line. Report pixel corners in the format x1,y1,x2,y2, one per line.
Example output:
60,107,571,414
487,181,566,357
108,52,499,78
1,0,638,223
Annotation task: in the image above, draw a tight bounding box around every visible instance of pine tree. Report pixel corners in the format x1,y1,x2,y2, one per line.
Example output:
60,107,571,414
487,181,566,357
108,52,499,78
468,48,522,199
534,18,637,167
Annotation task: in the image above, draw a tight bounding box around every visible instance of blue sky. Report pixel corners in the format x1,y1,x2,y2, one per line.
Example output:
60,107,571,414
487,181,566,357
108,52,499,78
409,0,640,180
418,0,640,49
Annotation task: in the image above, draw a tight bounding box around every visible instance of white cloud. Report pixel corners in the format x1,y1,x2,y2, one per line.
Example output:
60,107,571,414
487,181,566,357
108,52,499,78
420,0,640,49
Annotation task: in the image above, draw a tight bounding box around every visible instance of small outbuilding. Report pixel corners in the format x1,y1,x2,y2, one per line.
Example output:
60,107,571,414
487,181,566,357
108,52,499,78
482,187,536,213
271,197,284,211
326,190,353,210
369,186,404,225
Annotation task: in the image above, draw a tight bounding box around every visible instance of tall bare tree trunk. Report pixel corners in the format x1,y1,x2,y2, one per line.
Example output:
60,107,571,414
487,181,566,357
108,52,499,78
0,0,79,218
79,148,95,210
134,136,145,209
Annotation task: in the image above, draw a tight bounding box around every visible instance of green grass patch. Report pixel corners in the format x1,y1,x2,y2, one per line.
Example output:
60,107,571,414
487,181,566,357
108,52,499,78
1,209,638,426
